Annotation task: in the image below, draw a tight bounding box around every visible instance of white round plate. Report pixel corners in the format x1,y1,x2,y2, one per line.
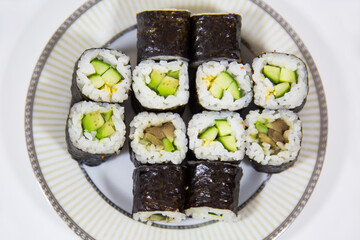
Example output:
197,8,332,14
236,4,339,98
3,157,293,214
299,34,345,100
25,0,328,239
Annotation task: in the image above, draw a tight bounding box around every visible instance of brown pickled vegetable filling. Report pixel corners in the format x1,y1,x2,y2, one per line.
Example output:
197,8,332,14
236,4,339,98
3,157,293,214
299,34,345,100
143,122,176,152
255,119,289,155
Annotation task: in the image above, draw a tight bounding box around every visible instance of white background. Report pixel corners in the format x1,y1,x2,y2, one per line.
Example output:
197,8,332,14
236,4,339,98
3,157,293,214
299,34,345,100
0,0,359,239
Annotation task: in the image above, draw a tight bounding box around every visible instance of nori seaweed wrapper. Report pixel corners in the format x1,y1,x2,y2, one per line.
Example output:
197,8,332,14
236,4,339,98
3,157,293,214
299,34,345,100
249,159,296,173
132,165,186,213
136,10,191,62
185,161,242,213
190,14,242,65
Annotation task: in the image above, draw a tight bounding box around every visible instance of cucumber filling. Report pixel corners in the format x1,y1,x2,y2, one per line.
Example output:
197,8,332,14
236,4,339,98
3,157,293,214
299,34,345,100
198,119,237,152
262,64,297,98
148,69,180,97
204,71,242,100
143,122,176,152
255,118,289,154
87,59,123,97
82,109,115,140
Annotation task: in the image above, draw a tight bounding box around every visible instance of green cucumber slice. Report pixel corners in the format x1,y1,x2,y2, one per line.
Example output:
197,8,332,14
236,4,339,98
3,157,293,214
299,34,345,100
274,82,291,98
213,71,234,89
162,138,175,152
88,74,105,89
217,135,237,152
263,65,281,84
199,126,218,141
91,59,110,75
101,67,122,87
227,81,241,100
167,70,180,79
255,121,268,134
279,68,297,83
209,83,224,99
215,120,232,137
102,109,113,122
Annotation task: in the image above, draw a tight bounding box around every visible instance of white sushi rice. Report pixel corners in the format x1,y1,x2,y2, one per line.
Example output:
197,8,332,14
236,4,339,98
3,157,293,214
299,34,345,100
245,110,302,166
132,59,189,110
252,52,308,109
76,48,131,103
133,211,186,225
196,61,253,111
68,101,126,154
129,112,188,164
185,207,239,222
187,111,245,161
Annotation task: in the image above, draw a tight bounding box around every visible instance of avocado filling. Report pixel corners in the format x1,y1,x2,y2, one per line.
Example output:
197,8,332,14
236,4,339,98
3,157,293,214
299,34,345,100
87,59,123,97
263,64,297,98
204,71,241,100
254,118,289,154
82,109,115,140
143,122,176,152
148,69,180,97
198,119,237,152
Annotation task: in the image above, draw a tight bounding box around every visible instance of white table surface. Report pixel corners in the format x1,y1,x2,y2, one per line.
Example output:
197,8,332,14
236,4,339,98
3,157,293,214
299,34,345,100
0,0,359,239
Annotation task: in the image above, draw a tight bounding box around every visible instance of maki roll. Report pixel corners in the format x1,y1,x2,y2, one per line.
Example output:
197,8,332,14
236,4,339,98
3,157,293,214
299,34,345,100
66,101,126,166
132,59,189,112
187,111,245,162
136,10,190,62
132,164,186,223
185,161,242,222
71,48,131,104
195,60,252,111
190,14,242,65
245,109,302,173
252,52,308,111
129,112,188,165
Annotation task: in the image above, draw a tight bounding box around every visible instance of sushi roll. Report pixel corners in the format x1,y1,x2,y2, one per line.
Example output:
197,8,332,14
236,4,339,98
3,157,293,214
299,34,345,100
71,48,131,104
132,59,189,112
136,10,190,62
185,161,243,222
195,60,253,111
190,14,242,65
252,52,308,111
66,101,126,166
132,164,186,224
129,112,188,165
187,111,246,162
244,109,302,173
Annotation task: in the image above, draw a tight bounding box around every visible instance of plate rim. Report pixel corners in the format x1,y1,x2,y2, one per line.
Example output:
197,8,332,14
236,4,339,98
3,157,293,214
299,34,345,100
24,0,328,239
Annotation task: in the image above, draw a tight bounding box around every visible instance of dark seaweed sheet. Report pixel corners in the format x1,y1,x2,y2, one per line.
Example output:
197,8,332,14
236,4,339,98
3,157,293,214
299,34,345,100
190,14,242,65
185,161,242,213
136,10,190,62
132,165,186,213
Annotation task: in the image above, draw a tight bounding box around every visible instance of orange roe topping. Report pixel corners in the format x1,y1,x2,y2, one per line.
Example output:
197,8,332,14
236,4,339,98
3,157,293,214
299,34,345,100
241,66,244,70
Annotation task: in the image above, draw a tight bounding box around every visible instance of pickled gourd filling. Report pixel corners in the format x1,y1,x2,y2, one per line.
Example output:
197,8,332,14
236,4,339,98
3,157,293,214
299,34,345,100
203,71,241,100
254,118,289,154
143,122,176,152
148,69,180,97
198,119,237,152
87,59,123,97
263,64,297,98
82,109,115,140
